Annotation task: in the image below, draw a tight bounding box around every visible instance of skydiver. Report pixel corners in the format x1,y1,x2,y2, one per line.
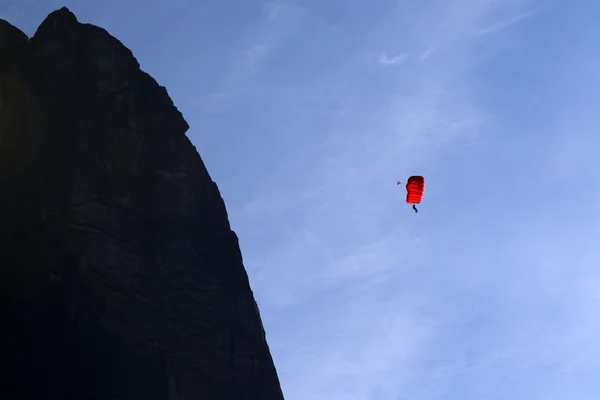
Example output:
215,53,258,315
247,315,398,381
412,204,418,213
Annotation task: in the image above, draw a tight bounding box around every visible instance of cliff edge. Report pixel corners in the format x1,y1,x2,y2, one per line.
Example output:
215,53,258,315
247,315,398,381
0,7,284,400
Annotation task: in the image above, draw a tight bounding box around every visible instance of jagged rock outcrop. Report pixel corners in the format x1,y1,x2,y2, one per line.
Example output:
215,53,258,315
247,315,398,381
0,7,284,400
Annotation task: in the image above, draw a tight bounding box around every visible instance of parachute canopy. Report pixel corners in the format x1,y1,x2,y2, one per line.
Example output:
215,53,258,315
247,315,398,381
405,175,425,205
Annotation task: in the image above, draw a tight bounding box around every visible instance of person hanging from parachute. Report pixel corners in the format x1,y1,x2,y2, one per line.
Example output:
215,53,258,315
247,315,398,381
397,175,425,213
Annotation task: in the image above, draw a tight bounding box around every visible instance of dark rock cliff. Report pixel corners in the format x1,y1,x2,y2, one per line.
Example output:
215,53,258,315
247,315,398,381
0,7,284,400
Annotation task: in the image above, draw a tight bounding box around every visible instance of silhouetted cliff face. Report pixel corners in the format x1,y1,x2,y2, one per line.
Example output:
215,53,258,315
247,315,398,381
0,7,284,400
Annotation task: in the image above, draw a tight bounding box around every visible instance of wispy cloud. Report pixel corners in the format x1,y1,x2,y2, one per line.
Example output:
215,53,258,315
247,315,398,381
472,7,544,35
264,1,297,21
277,296,437,400
240,43,269,74
419,46,435,63
379,52,408,66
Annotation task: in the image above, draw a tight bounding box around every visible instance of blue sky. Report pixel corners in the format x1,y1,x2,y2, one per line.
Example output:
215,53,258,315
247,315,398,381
3,0,600,398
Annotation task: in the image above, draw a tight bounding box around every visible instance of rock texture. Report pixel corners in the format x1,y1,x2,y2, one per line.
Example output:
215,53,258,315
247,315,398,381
0,7,284,400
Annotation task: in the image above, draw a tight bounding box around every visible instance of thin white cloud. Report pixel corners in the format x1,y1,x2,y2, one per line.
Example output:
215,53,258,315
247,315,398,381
240,42,269,74
273,293,437,400
419,46,435,63
213,0,308,102
472,7,544,35
243,43,268,60
379,52,408,66
264,1,297,21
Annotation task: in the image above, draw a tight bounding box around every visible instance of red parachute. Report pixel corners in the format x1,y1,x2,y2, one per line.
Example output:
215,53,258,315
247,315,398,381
397,176,425,213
